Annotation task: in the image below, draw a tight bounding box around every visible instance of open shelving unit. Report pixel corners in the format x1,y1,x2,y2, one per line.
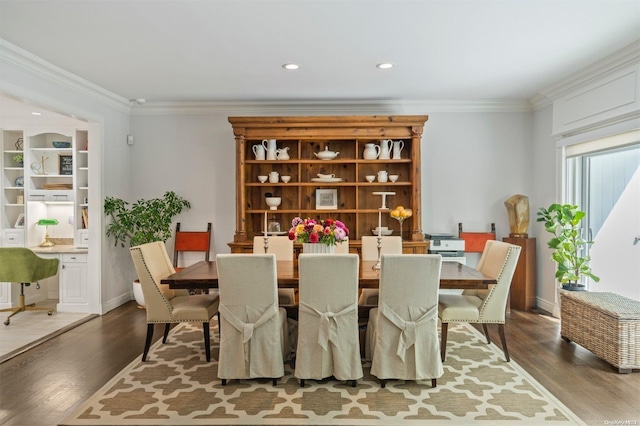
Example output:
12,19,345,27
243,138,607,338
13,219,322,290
227,115,430,254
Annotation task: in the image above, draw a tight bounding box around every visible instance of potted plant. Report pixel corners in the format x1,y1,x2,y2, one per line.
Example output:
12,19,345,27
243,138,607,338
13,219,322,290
104,191,191,306
537,203,599,291
13,153,23,167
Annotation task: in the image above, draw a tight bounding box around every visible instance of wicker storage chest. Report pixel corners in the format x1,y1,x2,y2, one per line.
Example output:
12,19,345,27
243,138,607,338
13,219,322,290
561,291,640,373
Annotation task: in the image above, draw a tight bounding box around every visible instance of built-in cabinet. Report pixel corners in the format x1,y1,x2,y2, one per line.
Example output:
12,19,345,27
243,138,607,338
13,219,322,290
1,127,90,312
227,115,429,254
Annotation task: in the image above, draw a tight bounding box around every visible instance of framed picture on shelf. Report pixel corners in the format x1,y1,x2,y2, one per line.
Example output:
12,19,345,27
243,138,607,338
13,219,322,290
15,213,25,228
58,154,73,175
316,189,338,210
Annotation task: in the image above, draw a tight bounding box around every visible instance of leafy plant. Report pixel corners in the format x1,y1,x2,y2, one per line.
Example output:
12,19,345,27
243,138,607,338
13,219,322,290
537,203,599,286
13,153,23,164
104,191,191,247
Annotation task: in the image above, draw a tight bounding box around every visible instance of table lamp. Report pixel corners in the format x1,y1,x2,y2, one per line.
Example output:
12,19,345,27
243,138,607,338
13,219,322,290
37,218,58,247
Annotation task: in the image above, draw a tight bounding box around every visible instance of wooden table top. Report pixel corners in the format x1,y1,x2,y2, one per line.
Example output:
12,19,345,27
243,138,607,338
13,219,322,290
162,260,496,290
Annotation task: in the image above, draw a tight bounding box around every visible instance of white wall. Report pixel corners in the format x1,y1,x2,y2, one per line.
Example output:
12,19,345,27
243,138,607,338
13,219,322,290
130,109,535,268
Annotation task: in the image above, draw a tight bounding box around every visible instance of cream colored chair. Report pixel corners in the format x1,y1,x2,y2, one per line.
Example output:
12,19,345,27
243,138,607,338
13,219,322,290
366,254,443,387
438,240,521,362
295,254,362,387
253,236,296,305
334,237,349,253
216,253,289,385
130,241,219,362
358,236,402,306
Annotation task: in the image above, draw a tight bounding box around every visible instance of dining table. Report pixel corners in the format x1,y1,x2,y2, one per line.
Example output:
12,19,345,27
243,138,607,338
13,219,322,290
161,260,496,291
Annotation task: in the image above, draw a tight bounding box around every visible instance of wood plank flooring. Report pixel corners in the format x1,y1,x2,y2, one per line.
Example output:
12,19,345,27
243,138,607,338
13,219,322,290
0,301,638,426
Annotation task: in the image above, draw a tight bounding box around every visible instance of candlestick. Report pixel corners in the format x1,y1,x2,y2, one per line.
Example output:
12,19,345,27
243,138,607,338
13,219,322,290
264,211,268,236
378,210,382,237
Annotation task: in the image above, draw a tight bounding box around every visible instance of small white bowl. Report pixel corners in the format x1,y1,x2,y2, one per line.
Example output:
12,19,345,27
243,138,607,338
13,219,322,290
389,174,399,182
365,175,375,182
281,175,291,183
258,175,268,183
265,197,281,210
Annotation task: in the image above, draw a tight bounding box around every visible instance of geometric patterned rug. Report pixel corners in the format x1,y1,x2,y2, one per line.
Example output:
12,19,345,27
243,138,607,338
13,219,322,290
60,322,585,425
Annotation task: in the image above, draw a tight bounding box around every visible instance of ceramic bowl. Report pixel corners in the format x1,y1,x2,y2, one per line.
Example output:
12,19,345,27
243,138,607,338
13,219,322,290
371,228,393,236
265,197,281,210
281,175,291,183
52,141,71,148
257,175,268,183
365,175,375,182
389,174,399,182
317,173,335,179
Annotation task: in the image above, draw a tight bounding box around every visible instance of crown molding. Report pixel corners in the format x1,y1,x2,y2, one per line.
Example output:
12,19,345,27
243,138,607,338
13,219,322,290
531,40,640,109
131,99,533,116
0,38,132,114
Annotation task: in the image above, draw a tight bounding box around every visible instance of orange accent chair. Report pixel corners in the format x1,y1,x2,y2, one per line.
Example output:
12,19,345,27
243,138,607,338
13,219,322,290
173,222,212,271
458,222,496,253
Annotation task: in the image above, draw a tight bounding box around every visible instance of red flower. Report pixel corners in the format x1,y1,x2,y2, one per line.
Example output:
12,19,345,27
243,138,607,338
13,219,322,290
309,232,319,243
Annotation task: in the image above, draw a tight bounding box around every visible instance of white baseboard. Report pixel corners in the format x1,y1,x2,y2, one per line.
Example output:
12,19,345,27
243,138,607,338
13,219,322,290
102,291,134,314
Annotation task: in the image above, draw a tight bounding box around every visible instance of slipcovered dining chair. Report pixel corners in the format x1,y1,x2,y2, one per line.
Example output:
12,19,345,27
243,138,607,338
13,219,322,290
438,240,521,362
130,241,219,362
0,248,59,325
216,253,290,385
334,237,349,253
358,236,403,306
295,254,362,387
253,235,295,306
365,254,443,388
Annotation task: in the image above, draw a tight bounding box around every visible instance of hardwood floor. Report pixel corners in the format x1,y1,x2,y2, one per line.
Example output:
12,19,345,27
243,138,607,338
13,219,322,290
0,302,638,426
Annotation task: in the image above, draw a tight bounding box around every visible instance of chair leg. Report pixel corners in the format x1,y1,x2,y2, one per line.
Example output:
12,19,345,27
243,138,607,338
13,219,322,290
300,379,305,388
142,323,154,362
351,380,356,388
162,323,171,343
482,323,491,344
432,378,437,388
272,378,278,386
2,283,53,325
440,322,448,361
498,323,510,362
221,379,227,386
380,379,386,388
203,322,211,362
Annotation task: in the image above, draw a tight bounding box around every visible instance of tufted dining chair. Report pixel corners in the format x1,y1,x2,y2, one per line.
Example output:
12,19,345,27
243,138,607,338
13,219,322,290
358,236,402,306
216,253,290,385
130,241,219,362
438,240,521,362
295,253,362,387
365,254,443,387
253,236,296,306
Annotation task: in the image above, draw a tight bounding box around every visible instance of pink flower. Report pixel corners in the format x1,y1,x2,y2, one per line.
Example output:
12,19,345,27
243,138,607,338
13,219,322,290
309,232,319,243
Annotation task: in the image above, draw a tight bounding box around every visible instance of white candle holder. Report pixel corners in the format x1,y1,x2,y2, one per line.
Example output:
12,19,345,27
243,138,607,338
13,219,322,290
372,192,395,270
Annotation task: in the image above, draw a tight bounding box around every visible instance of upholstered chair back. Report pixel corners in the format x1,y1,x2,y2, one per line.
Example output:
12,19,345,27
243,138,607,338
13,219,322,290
253,236,294,260
361,236,402,261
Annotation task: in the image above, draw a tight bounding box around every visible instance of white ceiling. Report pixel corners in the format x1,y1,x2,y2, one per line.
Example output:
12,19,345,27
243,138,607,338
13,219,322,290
0,0,639,106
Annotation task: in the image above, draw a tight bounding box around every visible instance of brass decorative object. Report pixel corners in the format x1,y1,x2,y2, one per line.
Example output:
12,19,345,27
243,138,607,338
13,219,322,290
504,194,530,238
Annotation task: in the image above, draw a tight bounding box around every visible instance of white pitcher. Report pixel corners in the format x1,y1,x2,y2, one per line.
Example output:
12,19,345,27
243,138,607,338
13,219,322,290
262,139,277,160
363,143,380,160
392,140,404,160
377,170,388,182
268,171,280,183
379,139,392,160
252,144,266,160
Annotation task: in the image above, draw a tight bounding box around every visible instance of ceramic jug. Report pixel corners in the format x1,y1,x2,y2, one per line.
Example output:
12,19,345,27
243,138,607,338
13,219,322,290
363,143,380,160
268,171,280,183
252,144,266,160
379,139,392,160
377,170,388,182
262,139,277,160
276,147,290,160
392,140,404,160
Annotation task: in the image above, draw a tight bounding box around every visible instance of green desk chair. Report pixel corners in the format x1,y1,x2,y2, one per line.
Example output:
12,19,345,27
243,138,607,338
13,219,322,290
0,248,59,325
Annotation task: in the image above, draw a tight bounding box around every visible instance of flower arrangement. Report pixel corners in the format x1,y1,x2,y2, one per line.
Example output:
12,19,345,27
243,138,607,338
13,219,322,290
288,216,349,246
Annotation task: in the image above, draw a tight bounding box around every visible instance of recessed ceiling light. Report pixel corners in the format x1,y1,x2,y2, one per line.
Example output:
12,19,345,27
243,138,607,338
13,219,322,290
31,112,42,116
282,63,300,70
376,63,394,69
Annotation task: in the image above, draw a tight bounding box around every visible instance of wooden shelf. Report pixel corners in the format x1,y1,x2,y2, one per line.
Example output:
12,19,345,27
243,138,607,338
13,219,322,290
229,115,428,243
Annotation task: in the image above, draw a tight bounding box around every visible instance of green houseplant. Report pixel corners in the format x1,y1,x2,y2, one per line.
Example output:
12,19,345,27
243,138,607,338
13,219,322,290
537,203,599,290
104,191,191,248
104,191,191,307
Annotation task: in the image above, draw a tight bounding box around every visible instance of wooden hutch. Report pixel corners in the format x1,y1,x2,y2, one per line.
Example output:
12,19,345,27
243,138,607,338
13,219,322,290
227,115,429,256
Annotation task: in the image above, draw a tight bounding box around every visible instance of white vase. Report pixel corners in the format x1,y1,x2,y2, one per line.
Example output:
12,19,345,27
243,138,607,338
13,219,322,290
132,279,145,309
302,243,334,254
